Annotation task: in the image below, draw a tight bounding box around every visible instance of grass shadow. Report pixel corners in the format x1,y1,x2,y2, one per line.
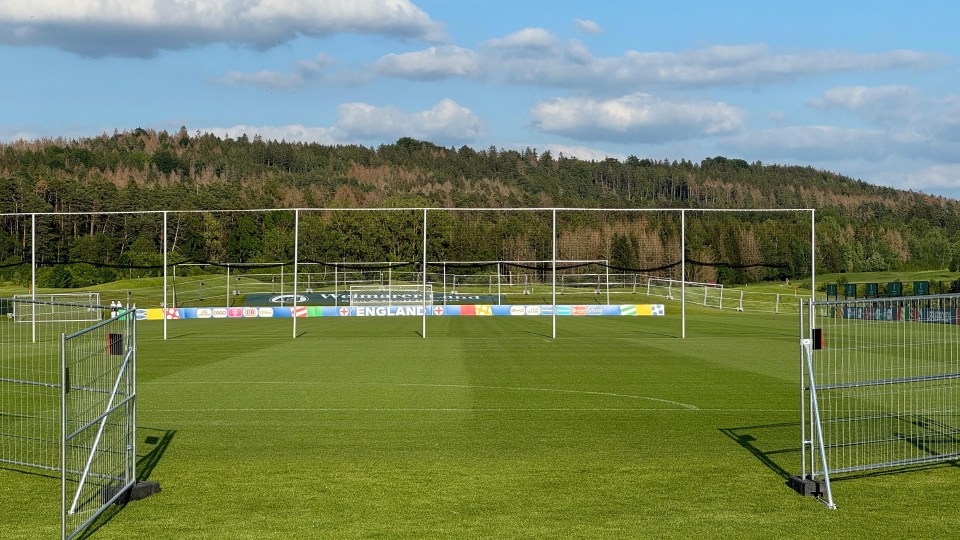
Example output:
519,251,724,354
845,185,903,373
723,416,960,490
0,463,60,480
719,422,799,480
73,427,175,540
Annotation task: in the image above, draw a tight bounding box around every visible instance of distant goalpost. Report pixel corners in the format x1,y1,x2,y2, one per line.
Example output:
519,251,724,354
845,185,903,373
793,294,960,509
12,292,102,323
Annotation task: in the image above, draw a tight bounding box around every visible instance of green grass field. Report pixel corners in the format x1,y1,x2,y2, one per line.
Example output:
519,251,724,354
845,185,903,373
3,306,960,539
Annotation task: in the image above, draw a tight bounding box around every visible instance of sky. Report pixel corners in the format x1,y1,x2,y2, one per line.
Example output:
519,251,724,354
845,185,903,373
2,1,960,198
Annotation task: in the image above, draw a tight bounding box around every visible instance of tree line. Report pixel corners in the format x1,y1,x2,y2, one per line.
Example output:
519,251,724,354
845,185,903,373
1,128,958,288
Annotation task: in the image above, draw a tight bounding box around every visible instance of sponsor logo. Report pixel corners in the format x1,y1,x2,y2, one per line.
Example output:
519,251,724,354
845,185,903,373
228,307,244,318
339,307,350,317
212,308,228,318
572,306,588,316
197,308,213,319
243,307,258,318
510,306,526,316
525,305,541,316
433,306,444,316
136,309,148,320
269,294,309,305
557,306,571,316
258,307,274,318
587,306,603,315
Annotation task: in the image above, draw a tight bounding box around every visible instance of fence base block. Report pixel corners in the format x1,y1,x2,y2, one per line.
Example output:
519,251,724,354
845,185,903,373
788,475,825,497
102,480,162,505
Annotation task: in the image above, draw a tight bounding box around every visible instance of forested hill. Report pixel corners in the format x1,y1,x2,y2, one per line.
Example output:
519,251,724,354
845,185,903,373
1,127,960,276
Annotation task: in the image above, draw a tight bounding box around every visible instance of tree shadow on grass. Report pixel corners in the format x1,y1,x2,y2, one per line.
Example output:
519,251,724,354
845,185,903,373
74,427,176,540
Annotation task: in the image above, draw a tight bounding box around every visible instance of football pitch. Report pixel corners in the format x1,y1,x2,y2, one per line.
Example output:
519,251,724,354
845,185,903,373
3,308,960,538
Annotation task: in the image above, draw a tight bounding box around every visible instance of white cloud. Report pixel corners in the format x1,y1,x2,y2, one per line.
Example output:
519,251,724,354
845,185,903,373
199,124,342,144
810,85,917,110
485,27,557,50
808,85,919,126
539,144,623,162
374,46,483,80
794,86,960,160
722,126,890,162
0,0,446,57
901,163,960,193
200,99,484,146
337,99,484,142
377,33,944,91
531,93,744,143
215,54,337,89
574,19,602,35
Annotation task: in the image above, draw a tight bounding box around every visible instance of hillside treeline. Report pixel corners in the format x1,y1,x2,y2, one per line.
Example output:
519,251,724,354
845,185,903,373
0,127,958,288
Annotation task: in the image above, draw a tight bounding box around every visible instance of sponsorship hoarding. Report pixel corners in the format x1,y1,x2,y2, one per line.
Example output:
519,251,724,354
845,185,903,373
136,304,667,320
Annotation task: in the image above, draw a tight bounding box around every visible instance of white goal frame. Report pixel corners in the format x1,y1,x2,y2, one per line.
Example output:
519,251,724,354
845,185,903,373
12,293,102,323
5,207,814,340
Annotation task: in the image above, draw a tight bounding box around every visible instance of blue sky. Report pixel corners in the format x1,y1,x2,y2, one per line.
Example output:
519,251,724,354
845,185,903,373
3,1,960,197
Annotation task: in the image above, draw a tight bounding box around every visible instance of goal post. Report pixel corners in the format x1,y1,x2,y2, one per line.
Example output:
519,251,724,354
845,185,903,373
12,293,103,323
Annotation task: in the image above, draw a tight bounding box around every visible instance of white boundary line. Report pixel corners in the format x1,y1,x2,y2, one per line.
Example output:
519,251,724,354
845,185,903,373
142,380,699,410
143,407,797,413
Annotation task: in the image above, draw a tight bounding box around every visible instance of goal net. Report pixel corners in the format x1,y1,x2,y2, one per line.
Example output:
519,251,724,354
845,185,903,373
11,292,103,323
645,277,723,308
349,284,434,307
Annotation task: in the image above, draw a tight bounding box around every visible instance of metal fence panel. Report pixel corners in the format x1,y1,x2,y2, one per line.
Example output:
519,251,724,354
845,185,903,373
799,295,960,508
61,310,137,540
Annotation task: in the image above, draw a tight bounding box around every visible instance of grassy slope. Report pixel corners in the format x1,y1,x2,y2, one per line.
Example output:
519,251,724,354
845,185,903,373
2,308,959,539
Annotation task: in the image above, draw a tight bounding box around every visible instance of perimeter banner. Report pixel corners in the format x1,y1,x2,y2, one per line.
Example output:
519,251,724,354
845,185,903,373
136,304,666,320
837,305,960,324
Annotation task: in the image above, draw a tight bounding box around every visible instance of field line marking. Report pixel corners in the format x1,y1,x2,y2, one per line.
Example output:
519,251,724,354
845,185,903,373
391,383,699,410
142,406,796,413
144,407,692,412
142,380,698,410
